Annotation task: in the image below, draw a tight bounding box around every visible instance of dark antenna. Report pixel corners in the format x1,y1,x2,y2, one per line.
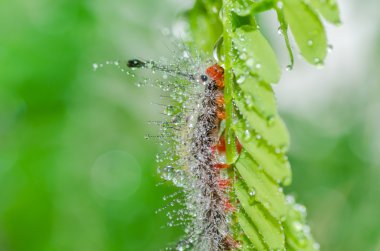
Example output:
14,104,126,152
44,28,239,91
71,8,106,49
127,59,196,81
127,59,146,68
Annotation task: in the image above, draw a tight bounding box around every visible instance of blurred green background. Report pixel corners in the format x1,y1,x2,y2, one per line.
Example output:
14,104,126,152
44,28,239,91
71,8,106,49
0,0,379,250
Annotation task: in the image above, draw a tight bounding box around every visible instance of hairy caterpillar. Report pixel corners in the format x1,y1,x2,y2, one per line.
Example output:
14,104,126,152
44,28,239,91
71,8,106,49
127,48,241,250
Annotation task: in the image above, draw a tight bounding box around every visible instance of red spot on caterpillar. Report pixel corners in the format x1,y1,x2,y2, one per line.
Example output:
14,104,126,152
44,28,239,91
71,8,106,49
218,179,231,189
213,136,242,157
206,64,224,88
223,199,235,212
213,163,230,169
216,137,226,153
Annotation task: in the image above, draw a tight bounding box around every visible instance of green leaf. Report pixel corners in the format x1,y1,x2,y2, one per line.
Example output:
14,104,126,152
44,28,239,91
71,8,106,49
283,197,319,250
186,0,222,54
231,0,255,16
311,0,341,25
237,212,267,250
233,77,290,150
235,181,285,249
236,76,277,118
233,119,292,185
283,0,327,65
233,26,281,83
236,151,287,219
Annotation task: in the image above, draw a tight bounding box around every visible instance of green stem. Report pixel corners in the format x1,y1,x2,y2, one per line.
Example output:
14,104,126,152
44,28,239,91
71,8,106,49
222,0,235,164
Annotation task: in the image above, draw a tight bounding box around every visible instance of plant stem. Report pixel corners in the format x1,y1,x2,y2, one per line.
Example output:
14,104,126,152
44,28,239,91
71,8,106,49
222,0,236,164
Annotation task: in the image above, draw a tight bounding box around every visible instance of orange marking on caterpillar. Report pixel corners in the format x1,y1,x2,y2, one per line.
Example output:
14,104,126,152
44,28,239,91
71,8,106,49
206,64,224,89
216,110,226,120
213,137,242,156
216,136,226,153
218,179,231,189
213,163,230,169
215,94,225,107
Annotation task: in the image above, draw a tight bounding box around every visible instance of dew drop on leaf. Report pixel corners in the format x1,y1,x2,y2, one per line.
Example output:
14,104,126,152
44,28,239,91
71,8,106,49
293,221,303,232
248,188,256,205
239,53,247,60
249,188,256,197
236,75,246,84
313,58,324,68
246,58,255,68
244,129,252,140
277,27,283,35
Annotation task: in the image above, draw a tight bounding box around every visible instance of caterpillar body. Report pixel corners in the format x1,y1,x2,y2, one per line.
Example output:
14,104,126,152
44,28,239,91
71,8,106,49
127,55,240,250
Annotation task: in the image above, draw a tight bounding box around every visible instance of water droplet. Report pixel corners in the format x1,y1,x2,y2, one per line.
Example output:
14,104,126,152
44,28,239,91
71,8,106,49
293,221,303,232
286,64,293,71
307,40,313,46
239,53,247,60
244,129,252,140
161,165,174,181
286,195,295,204
277,27,283,35
277,1,284,9
246,58,254,68
183,50,190,58
313,58,324,68
328,44,334,53
294,203,307,217
213,36,224,63
248,188,256,205
165,105,175,116
236,75,246,84
255,63,261,69
92,63,99,71
249,189,256,197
